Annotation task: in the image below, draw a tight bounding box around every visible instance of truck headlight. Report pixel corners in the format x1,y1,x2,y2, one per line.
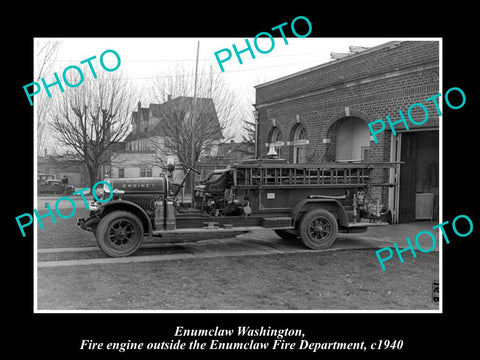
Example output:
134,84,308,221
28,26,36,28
90,201,100,212
94,180,113,201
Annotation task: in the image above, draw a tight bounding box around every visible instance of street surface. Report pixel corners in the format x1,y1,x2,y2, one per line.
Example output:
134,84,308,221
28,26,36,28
37,218,440,268
35,196,440,311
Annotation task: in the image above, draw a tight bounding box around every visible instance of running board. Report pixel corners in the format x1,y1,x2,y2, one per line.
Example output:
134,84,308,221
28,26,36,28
152,225,295,237
348,221,389,227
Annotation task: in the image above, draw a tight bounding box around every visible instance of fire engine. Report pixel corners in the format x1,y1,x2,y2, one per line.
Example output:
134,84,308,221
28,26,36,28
77,153,400,257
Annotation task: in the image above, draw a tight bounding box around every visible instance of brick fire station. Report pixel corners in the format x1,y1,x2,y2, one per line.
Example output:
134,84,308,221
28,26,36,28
254,40,440,223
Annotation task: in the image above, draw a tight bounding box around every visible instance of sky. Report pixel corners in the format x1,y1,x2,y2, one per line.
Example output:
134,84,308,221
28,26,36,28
35,37,398,147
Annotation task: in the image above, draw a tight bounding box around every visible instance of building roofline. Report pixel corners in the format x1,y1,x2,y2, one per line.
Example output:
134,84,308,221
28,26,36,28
254,41,403,89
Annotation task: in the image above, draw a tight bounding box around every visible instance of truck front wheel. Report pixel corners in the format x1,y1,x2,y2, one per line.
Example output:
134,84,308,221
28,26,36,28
96,210,144,257
299,209,338,250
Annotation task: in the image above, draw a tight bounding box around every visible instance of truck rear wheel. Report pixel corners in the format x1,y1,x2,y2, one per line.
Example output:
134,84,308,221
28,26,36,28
299,209,338,250
96,210,144,257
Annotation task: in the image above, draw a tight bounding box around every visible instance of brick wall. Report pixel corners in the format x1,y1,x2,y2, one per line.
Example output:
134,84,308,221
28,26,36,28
254,40,439,210
256,41,439,104
255,41,439,161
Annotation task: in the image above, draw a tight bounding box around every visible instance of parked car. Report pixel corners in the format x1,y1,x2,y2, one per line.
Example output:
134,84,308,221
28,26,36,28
38,179,75,195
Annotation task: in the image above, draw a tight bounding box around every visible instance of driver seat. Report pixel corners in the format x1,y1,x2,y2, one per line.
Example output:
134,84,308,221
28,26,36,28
203,170,231,193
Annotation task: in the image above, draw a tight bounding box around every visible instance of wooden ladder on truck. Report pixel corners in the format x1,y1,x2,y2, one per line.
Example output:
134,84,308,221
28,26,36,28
232,162,402,223
233,162,401,187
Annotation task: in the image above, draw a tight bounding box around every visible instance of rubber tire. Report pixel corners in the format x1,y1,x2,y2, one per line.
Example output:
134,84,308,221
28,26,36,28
96,210,144,257
274,229,299,240
299,209,338,250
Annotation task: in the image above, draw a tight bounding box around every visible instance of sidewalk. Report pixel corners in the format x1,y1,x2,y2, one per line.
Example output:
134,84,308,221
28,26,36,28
239,221,441,252
338,221,441,252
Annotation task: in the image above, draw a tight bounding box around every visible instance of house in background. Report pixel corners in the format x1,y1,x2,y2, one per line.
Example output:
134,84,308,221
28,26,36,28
37,152,86,188
195,139,255,179
215,140,255,162
110,96,223,183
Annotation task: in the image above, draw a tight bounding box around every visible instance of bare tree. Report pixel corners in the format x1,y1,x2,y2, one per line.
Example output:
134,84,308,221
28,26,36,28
148,64,243,166
36,40,61,156
50,71,135,188
241,117,255,144
153,97,224,166
36,41,61,81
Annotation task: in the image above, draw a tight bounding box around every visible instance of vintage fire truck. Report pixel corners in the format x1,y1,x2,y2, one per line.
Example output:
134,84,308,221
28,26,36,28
77,157,400,257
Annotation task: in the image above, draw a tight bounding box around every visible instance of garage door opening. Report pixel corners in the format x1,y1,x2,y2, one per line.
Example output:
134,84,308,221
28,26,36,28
398,130,439,223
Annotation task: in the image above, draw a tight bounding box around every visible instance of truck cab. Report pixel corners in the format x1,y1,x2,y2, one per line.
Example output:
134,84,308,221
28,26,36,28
77,159,400,257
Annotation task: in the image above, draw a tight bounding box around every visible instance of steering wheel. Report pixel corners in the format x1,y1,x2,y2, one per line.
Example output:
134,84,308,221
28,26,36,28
181,163,201,175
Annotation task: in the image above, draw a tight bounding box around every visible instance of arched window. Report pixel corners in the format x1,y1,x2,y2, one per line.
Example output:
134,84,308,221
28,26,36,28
292,123,308,164
335,117,370,162
268,127,283,156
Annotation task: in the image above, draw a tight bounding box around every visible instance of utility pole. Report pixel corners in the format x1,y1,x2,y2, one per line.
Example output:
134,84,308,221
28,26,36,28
191,40,200,207
209,64,213,98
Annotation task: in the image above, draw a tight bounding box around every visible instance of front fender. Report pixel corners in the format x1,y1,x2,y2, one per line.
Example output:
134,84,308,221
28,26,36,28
96,200,153,240
77,216,101,232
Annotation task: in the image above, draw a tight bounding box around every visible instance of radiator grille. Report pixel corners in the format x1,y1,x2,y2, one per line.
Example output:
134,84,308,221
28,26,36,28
122,194,163,213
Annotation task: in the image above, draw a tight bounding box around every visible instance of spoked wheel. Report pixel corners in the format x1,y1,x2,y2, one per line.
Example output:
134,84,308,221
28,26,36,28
96,211,144,257
299,209,338,250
